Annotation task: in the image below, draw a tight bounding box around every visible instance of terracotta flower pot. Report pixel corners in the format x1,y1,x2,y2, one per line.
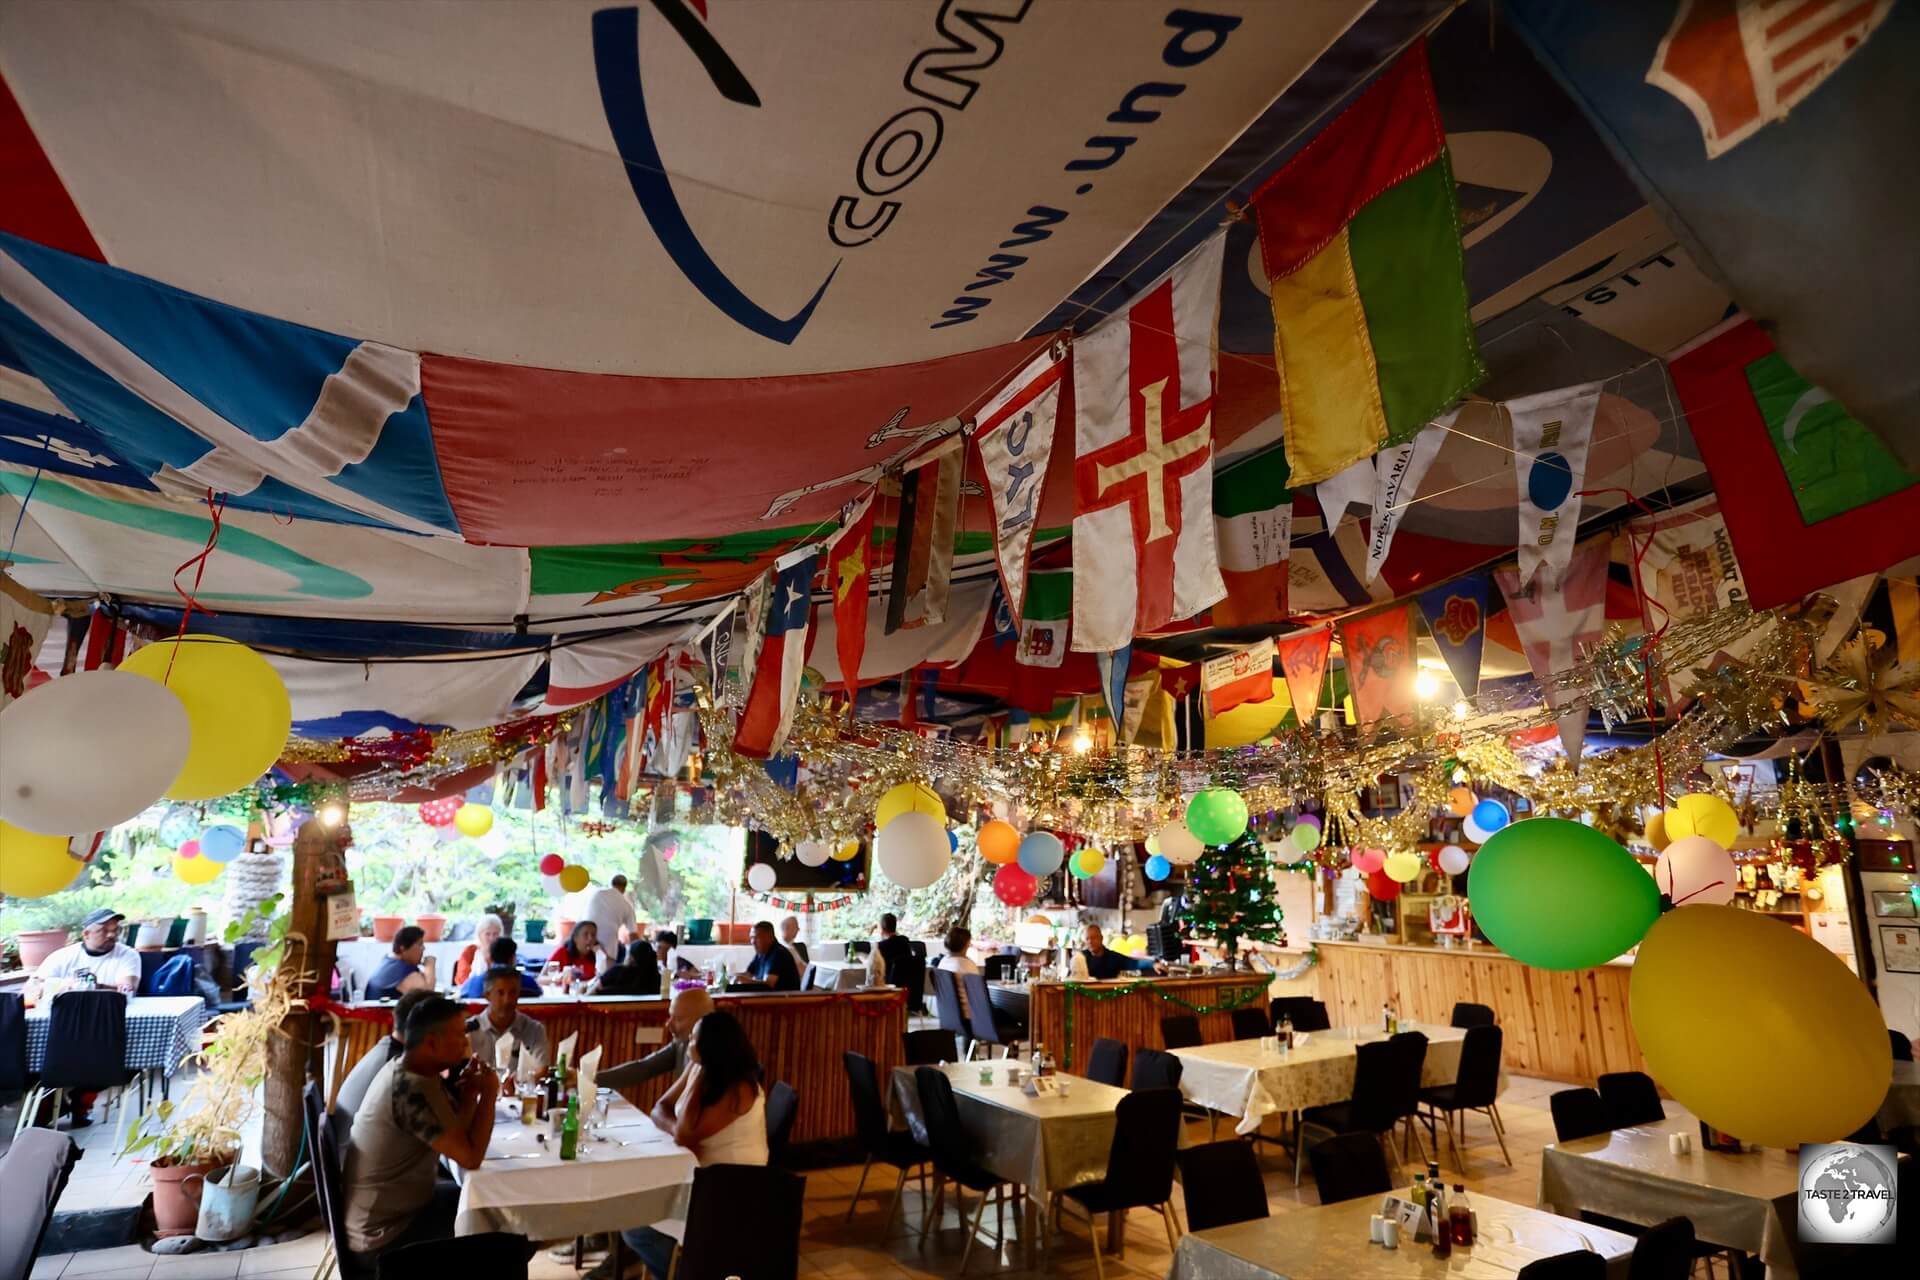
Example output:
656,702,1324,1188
17,929,70,971
415,914,447,942
556,919,576,943
150,1151,236,1238
371,914,403,943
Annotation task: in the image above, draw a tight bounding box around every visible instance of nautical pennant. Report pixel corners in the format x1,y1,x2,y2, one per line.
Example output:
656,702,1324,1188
973,350,1064,621
827,491,876,702
1212,447,1293,627
1415,571,1489,699
1495,535,1610,761
1202,637,1276,719
1510,381,1601,588
1277,627,1332,726
885,441,962,634
1339,604,1417,727
1364,415,1452,583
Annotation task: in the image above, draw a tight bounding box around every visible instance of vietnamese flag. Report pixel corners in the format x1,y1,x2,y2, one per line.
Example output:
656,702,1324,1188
827,493,876,703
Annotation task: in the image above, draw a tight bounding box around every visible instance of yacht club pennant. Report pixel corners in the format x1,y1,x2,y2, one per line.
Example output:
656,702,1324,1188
1365,414,1453,583
1510,382,1602,588
973,349,1065,621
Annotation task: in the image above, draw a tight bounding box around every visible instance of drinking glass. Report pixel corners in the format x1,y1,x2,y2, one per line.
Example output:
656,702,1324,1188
594,1088,613,1133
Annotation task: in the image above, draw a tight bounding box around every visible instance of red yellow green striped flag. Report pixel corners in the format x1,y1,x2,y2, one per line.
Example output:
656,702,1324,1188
1252,40,1483,487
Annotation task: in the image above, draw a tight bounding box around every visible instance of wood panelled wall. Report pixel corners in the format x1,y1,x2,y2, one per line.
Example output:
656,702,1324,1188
1027,975,1271,1075
1315,943,1646,1085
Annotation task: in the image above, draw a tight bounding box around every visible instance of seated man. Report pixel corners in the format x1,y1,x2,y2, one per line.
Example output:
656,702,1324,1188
866,912,912,987
655,929,695,976
341,995,496,1259
727,920,800,992
466,966,550,1087
778,915,809,967
458,937,543,998
365,926,436,1000
25,909,141,1001
1070,924,1167,981
599,987,714,1091
336,988,438,1120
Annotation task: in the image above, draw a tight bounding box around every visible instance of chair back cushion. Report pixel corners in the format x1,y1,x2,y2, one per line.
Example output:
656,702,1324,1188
765,1080,798,1162
903,1029,956,1067
843,1052,889,1153
1131,1047,1184,1092
930,967,966,1035
1597,1071,1665,1129
913,1067,974,1177
1159,1014,1202,1050
0,993,27,1091
1449,1001,1496,1028
1386,1030,1428,1120
1627,1216,1698,1280
1515,1250,1608,1279
41,991,130,1091
0,1128,78,1280
1230,1006,1270,1041
1176,1139,1268,1232
147,953,195,998
306,1081,361,1274
961,972,1002,1043
1306,1130,1392,1203
1549,1087,1611,1142
1271,997,1331,1032
1451,1025,1503,1109
1344,1040,1401,1133
1100,1088,1182,1207
676,1163,806,1280
1085,1038,1127,1088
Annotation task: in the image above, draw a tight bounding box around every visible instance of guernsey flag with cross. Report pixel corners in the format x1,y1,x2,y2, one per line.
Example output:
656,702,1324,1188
1069,234,1227,653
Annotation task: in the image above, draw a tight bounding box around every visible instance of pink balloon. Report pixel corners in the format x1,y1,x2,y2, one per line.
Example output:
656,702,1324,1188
1654,835,1737,907
1351,847,1386,874
179,839,202,859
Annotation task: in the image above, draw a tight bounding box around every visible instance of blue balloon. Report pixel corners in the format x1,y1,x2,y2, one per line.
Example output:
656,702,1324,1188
948,829,959,852
1145,854,1172,881
1016,830,1065,877
200,823,246,863
1527,452,1573,511
1471,799,1511,833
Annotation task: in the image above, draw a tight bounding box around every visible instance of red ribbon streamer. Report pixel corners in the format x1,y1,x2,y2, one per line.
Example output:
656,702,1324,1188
164,488,226,682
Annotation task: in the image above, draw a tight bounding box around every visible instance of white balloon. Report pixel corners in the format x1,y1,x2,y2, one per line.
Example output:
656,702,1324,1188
0,671,191,835
747,861,778,893
1654,835,1737,907
794,839,831,867
1156,820,1204,865
876,810,952,889
1437,844,1471,876
542,872,566,898
1461,814,1492,845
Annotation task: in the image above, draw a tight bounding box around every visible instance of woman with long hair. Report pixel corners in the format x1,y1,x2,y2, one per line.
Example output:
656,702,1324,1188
647,1010,767,1164
548,920,601,980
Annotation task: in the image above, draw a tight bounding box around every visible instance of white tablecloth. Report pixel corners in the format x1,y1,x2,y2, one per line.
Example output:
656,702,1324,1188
453,1094,695,1240
809,941,850,962
809,958,871,991
1172,1023,1501,1136
672,944,757,976
334,938,471,992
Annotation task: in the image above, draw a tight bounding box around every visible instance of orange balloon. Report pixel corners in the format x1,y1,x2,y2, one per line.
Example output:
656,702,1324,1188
1448,786,1476,818
978,819,1021,865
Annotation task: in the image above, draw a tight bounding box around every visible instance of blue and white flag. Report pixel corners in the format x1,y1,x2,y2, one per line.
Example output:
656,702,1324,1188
972,350,1064,621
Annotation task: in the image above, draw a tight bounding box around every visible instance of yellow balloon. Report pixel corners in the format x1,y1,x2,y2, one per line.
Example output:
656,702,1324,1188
0,821,83,896
831,839,861,862
453,804,494,838
1383,851,1424,883
1631,904,1890,1147
1644,811,1671,852
875,782,945,830
120,636,291,800
1072,846,1107,877
558,864,590,893
173,851,223,885
1663,794,1738,848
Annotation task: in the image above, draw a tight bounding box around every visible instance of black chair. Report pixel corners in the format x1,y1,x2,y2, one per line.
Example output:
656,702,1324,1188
0,992,27,1096
0,1127,77,1280
1175,1139,1268,1232
1130,1047,1183,1092
1626,1217,1697,1280
982,954,1019,981
667,1163,806,1280
842,1052,931,1235
1598,1071,1665,1129
1385,1030,1431,1165
1516,1252,1607,1280
931,967,970,1050
306,1080,375,1280
850,939,872,956
915,1067,1015,1272
1053,1088,1183,1278
1891,1029,1913,1062
799,962,819,992
1305,1131,1393,1204
1229,1006,1269,1041
904,941,929,1015
377,1233,532,1277
1160,1014,1202,1049
31,991,136,1142
1085,1038,1127,1088
765,1079,798,1164
1449,1001,1496,1028
1269,996,1331,1033
961,972,1020,1059
904,1028,959,1066
1419,1024,1511,1170
1550,1087,1612,1142
1296,1039,1399,1186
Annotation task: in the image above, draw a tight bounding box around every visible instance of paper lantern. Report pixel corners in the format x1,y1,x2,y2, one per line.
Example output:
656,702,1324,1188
119,636,290,801
1185,788,1249,845
1653,836,1737,907
454,804,494,838
0,671,190,835
876,811,951,888
993,864,1038,907
1351,847,1386,874
831,838,861,862
1447,786,1476,818
558,864,590,893
1383,851,1423,883
1144,854,1172,881
1663,793,1739,848
794,840,831,867
0,821,83,897
875,781,945,829
199,824,246,863
173,851,223,885
1644,811,1671,852
1469,799,1511,834
538,853,565,876
418,797,461,827
1467,818,1659,970
977,819,1021,865
1016,830,1065,877
746,861,778,893
1070,846,1106,879
1364,868,1402,901
1154,821,1204,865
1437,845,1471,876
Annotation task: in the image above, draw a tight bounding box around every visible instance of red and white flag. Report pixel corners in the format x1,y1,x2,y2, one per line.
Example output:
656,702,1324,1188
973,349,1065,621
1070,234,1227,651
1494,535,1610,761
827,491,876,703
1202,637,1275,718
734,545,820,759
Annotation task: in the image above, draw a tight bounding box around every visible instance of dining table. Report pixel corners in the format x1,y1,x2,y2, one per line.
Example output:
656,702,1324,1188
1167,1192,1638,1279
807,958,871,990
24,993,206,1078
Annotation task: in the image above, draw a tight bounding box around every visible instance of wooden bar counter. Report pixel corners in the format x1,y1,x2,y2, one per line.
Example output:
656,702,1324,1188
321,987,904,1145
1020,973,1270,1075
1314,939,1647,1084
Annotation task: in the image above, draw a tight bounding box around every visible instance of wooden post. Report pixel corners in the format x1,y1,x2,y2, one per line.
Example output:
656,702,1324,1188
262,817,346,1177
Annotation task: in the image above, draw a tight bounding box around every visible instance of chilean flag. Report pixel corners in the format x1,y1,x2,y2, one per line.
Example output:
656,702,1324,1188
734,546,820,759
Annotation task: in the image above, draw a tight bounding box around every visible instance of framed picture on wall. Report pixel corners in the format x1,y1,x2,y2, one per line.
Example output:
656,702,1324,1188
1882,925,1920,975
1871,890,1918,918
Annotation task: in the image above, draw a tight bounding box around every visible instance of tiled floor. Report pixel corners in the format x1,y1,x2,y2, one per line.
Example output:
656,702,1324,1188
32,1074,1569,1279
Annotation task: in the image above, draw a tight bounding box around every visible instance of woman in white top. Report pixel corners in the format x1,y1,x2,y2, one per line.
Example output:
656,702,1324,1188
938,925,981,1018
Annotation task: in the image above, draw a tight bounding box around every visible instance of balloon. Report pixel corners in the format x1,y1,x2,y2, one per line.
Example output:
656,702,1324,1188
1383,851,1423,883
794,840,831,867
157,805,200,848
199,824,246,863
1351,848,1386,874
0,671,190,835
1631,904,1891,1147
948,829,959,853
1144,833,1160,856
119,636,290,801
875,781,945,830
875,811,951,888
1293,813,1322,831
435,823,461,844
1664,793,1739,848
1653,836,1737,907
1468,818,1659,969
831,839,861,862
1070,846,1106,879
538,853,565,876
0,821,83,896
173,851,223,885
1144,854,1172,881
418,797,461,827
1364,868,1401,901
747,861,779,893
1155,821,1204,865
1437,845,1472,876
977,819,1021,865
454,804,494,838
1447,786,1476,818
1289,822,1323,852
542,872,565,898
558,864,590,893
1185,788,1249,845
993,864,1038,907
1460,815,1492,845
1644,811,1671,852
179,839,202,859
1016,831,1065,877
1470,799,1511,833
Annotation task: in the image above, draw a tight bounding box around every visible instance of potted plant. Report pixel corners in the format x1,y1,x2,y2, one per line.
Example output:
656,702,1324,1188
370,912,403,942
414,911,447,942
8,899,81,971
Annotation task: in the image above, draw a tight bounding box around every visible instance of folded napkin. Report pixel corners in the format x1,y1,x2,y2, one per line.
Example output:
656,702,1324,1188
517,1043,538,1083
494,1033,516,1073
578,1045,602,1104
555,1030,578,1066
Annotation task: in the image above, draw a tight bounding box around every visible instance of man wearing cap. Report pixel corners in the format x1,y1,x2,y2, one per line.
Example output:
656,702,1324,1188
26,908,142,1001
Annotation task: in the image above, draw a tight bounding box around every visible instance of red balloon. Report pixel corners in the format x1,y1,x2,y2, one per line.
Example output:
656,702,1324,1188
538,853,565,875
1365,869,1402,901
993,864,1038,907
419,798,460,827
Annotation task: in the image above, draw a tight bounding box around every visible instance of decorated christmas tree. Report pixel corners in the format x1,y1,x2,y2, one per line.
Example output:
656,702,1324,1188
1185,833,1285,969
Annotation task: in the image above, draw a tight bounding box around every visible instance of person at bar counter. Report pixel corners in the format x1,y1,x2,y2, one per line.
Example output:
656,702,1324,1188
866,912,912,987
597,986,715,1089
451,912,503,987
727,919,800,991
548,920,601,982
366,925,436,1000
341,995,497,1259
458,937,542,998
578,875,637,969
779,914,809,967
335,988,437,1120
1070,924,1166,980
655,928,695,976
466,966,549,1089
24,908,141,1001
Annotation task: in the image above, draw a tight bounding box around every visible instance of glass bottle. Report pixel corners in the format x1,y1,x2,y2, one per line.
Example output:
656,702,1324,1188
1279,1011,1294,1050
1449,1184,1472,1246
1430,1181,1451,1257
1410,1173,1427,1211
559,1095,579,1160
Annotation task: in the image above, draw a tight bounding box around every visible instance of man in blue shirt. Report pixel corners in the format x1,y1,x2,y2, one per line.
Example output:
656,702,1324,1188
729,920,800,991
458,938,542,998
1071,925,1166,981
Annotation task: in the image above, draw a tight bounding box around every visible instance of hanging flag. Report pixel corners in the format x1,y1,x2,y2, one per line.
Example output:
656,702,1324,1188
1365,416,1452,583
0,576,53,712
1892,578,1920,667
1510,381,1601,588
1277,627,1332,726
1212,448,1292,627
734,546,819,759
885,440,962,634
1495,535,1610,760
1202,638,1276,719
639,655,670,774
1416,572,1488,699
1251,41,1484,486
827,491,876,701
1095,644,1132,743
538,625,693,713
1340,605,1417,727
973,350,1065,620
1017,568,1072,669
1071,234,1227,652
1624,495,1752,699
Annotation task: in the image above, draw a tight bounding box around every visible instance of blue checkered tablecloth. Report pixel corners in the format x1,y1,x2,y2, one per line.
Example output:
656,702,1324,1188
26,996,208,1076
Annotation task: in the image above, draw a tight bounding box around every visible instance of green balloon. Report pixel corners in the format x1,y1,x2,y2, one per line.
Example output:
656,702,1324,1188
1289,823,1322,852
1467,818,1659,970
1185,788,1249,845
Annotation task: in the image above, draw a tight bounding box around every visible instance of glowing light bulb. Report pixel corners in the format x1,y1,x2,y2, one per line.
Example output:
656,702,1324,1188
1451,699,1471,721
1071,730,1094,754
1415,671,1440,701
320,804,345,828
